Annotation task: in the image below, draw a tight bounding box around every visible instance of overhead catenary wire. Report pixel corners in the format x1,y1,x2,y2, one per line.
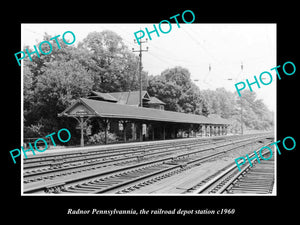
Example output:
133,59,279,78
147,52,175,68
182,26,220,64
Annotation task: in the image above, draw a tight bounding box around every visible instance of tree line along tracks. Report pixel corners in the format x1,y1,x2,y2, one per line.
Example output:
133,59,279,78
23,133,273,194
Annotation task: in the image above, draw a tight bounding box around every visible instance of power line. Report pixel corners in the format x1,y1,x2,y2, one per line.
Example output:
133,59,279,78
147,52,174,67
24,28,44,36
182,26,219,64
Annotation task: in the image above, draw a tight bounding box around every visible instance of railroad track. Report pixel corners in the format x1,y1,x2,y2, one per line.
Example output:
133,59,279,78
226,159,274,194
23,134,257,183
23,133,273,194
23,136,227,171
23,137,229,184
186,143,275,195
23,133,264,170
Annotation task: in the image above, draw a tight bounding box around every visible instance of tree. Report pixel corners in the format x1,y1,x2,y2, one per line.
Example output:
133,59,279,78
23,33,94,141
161,67,192,91
201,88,274,132
215,88,236,119
147,66,209,115
148,75,183,112
201,89,222,115
23,30,148,143
78,30,141,92
237,90,274,130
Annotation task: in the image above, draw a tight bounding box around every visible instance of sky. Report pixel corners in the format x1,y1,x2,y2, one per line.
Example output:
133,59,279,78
21,23,276,111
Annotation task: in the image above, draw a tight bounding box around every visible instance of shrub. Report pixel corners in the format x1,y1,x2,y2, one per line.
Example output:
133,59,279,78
87,131,118,144
24,123,44,138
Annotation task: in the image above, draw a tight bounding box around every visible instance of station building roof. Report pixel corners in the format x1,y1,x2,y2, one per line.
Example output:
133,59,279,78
88,90,158,106
147,97,166,105
59,98,231,126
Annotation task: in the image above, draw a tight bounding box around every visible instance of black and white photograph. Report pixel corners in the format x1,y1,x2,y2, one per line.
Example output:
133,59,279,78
4,4,298,221
21,23,276,195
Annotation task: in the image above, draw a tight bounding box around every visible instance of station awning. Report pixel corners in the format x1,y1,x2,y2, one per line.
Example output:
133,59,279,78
58,98,231,126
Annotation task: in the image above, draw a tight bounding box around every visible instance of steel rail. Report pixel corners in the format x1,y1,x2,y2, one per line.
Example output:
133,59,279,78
23,138,228,182
189,143,274,194
24,134,269,184
23,137,221,169
26,135,270,194
23,133,273,194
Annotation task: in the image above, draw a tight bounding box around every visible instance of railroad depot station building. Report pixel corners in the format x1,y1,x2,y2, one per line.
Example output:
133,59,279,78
58,90,231,146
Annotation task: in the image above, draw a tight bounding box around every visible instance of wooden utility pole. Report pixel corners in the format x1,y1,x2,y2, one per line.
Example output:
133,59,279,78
133,34,148,107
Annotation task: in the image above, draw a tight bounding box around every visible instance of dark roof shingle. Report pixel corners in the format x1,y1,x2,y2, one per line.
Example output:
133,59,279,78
60,98,231,125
